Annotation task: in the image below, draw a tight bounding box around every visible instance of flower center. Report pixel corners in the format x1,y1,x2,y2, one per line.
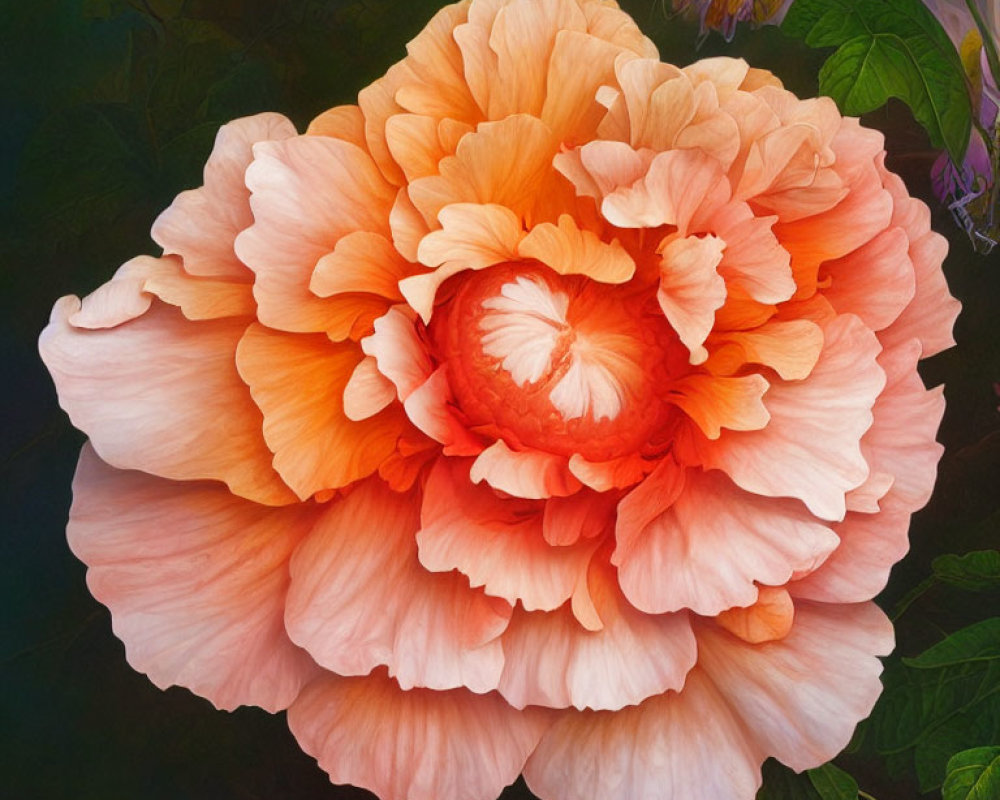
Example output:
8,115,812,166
434,263,681,462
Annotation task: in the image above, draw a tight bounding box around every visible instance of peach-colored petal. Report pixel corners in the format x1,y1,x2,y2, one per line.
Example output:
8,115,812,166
542,490,617,546
470,439,582,499
522,669,764,800
554,139,654,202
142,267,257,321
876,157,959,356
418,457,597,612
305,104,367,146
343,355,397,421
65,256,165,329
390,187,430,262
236,135,396,334
711,201,795,304
519,214,635,284
152,112,296,280
613,469,838,615
40,295,294,506
310,230,412,301
236,323,406,499
656,234,726,364
605,56,685,146
385,114,452,182
285,477,510,692
361,305,435,401
499,556,696,711
705,319,824,381
821,227,916,330
716,585,795,643
288,670,550,800
683,57,750,97
696,601,894,770
790,491,913,603
601,149,730,235
700,314,885,521
407,115,564,228
404,366,485,455
668,373,771,440
68,445,318,712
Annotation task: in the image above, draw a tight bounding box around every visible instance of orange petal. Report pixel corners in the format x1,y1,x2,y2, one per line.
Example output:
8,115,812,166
310,230,412,301
470,439,582,499
236,323,406,499
68,445,318,711
305,104,367,147
668,372,771,440
716,585,795,643
519,214,634,284
705,319,824,381
342,355,397,421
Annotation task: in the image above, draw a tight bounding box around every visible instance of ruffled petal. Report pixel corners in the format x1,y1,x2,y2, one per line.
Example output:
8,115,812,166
284,477,511,693
40,292,293,506
522,669,764,800
656,234,726,364
498,557,697,711
519,214,635,284
696,601,894,771
288,670,550,800
152,113,296,280
310,230,412,301
700,314,885,521
613,469,838,616
68,445,318,712
470,439,582,499
418,457,596,612
236,323,407,499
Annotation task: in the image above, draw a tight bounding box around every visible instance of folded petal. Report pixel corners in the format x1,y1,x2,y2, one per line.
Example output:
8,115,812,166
700,314,885,521
236,323,407,499
236,134,397,335
522,669,764,800
498,557,697,711
288,670,550,800
705,319,823,381
667,373,771,439
310,230,412,301
285,477,511,693
152,113,296,280
68,445,318,712
613,469,838,616
418,457,596,612
40,294,293,506
470,439,582,499
656,234,726,364
696,600,894,771
519,214,635,284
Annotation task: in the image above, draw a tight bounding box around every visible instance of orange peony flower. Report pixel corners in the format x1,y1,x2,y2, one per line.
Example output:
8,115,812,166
39,1,960,798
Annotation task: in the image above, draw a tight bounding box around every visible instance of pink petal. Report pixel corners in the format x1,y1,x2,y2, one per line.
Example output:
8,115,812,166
566,451,655,492
403,366,485,456
342,356,397,421
522,669,764,800
498,557,697,711
40,294,294,506
152,112,296,280
696,600,894,770
236,134,397,335
613,469,838,615
542,490,617,546
711,201,795,304
236,323,407,499
68,445,318,711
418,457,597,612
821,227,916,330
289,670,550,800
700,314,885,521
284,477,511,693
656,234,726,364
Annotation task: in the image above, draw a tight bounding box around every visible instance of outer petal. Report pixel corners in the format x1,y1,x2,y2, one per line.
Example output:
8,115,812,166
152,112,297,280
40,295,294,506
700,314,885,521
613,469,839,616
498,557,697,711
68,445,318,712
418,457,597,612
236,135,397,335
288,670,550,800
236,324,407,500
284,477,511,693
696,601,894,771
522,669,764,800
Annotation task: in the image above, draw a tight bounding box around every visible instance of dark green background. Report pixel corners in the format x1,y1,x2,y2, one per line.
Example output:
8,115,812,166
1,1,997,798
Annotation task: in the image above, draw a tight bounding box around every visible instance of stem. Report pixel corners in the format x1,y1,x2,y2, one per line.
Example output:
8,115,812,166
858,792,878,800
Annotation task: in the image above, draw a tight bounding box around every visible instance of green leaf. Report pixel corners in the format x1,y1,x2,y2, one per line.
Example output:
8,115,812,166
781,0,972,164
807,763,860,800
933,551,1000,591
757,760,824,799
903,618,1000,669
942,746,1000,800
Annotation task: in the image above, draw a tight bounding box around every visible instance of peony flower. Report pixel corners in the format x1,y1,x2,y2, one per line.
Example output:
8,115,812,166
40,1,960,798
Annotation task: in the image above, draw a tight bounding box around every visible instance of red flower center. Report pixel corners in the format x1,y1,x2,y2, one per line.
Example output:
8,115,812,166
433,263,683,462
